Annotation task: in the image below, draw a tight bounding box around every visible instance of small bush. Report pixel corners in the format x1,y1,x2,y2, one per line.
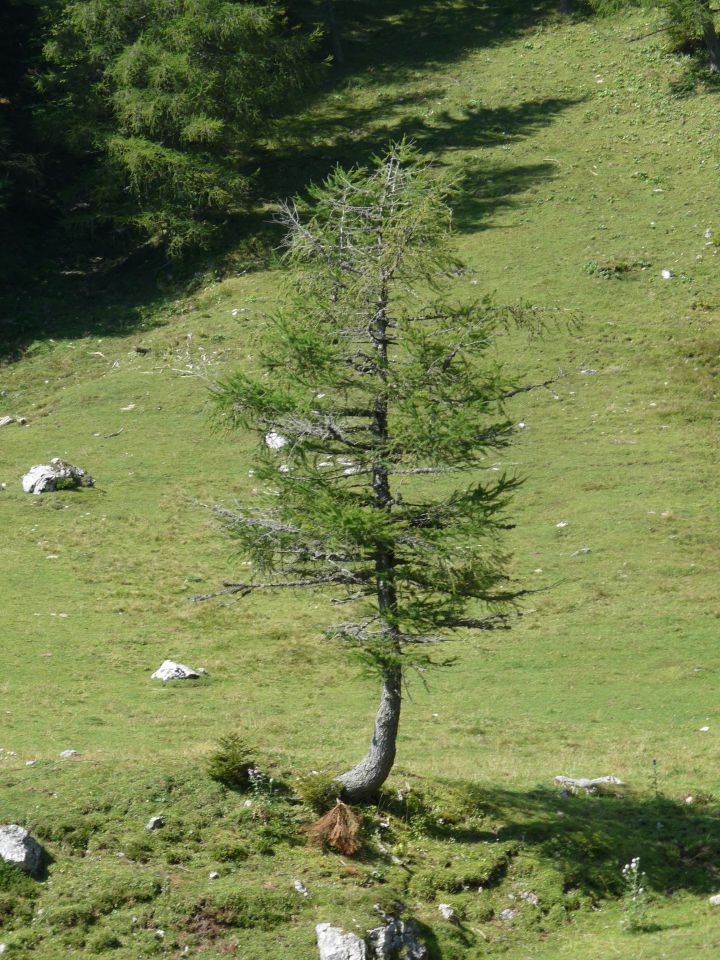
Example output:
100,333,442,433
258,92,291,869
296,772,342,814
207,735,255,789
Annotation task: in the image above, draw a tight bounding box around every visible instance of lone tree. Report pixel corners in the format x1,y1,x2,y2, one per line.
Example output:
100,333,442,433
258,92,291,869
206,144,536,802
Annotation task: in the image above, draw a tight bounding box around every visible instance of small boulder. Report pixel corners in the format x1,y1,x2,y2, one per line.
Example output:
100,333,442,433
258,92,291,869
0,417,14,428
0,825,44,877
151,660,200,681
146,816,165,832
316,923,367,960
437,903,457,923
368,916,428,958
59,750,80,759
709,894,720,907
22,459,94,495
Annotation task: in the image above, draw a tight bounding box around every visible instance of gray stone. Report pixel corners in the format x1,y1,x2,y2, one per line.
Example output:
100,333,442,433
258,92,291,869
208,871,220,880
437,903,457,923
709,894,720,906
151,660,200,681
146,816,165,832
0,417,14,428
316,923,367,960
0,825,43,877
59,750,80,759
368,917,428,958
22,459,94,495
519,891,540,907
500,908,518,921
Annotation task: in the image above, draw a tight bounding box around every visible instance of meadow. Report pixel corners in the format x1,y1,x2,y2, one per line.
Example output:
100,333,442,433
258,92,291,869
2,2,720,956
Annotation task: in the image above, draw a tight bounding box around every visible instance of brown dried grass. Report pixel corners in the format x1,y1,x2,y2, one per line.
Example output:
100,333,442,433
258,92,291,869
306,801,362,856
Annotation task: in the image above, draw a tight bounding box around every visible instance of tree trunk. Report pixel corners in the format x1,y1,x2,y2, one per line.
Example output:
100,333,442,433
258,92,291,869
325,1,344,66
336,664,402,802
559,0,572,14
704,19,720,71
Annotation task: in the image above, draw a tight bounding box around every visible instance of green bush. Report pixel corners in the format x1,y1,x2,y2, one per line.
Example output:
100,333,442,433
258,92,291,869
206,735,255,789
296,772,342,814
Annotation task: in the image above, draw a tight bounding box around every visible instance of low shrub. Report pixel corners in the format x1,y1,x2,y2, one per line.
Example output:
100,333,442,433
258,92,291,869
296,772,342,814
207,735,255,790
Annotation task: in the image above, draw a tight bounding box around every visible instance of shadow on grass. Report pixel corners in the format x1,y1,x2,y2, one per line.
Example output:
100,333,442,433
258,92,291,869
328,0,565,84
385,782,720,898
1,0,575,360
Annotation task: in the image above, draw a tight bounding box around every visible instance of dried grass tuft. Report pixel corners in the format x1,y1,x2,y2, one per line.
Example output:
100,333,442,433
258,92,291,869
306,800,362,855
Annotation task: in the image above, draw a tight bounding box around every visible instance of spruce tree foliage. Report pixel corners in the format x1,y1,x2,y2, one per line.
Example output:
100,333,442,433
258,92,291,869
208,145,535,801
38,0,321,252
590,0,720,71
0,0,44,214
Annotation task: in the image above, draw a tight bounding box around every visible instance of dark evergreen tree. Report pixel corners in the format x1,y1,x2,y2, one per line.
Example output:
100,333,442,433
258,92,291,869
205,145,536,801
37,0,322,252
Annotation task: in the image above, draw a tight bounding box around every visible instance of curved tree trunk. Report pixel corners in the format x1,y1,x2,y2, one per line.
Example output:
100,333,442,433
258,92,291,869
336,664,401,803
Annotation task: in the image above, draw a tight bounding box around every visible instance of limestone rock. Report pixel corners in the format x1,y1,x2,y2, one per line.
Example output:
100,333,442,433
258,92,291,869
0,825,43,877
22,459,94,495
59,750,80,759
368,916,427,958
709,894,720,906
0,417,14,428
316,923,367,960
151,660,200,681
146,816,165,832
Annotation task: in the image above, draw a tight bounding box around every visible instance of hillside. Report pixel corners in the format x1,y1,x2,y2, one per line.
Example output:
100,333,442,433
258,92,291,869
2,2,720,957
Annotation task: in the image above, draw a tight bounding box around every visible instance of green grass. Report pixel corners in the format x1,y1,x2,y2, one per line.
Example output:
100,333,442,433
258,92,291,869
3,1,720,956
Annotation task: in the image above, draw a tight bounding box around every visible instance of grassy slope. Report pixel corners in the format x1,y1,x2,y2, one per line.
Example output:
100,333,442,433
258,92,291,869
2,2,720,957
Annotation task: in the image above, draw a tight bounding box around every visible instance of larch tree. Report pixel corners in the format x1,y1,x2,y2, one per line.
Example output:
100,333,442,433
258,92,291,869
204,144,541,803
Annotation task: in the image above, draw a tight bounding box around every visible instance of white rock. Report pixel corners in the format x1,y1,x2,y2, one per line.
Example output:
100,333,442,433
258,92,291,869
700,726,710,732
209,871,220,880
316,923,367,960
0,942,6,953
293,879,310,897
500,907,518,921
265,431,288,450
517,421,528,430
661,269,674,280
0,417,14,428
704,228,713,240
519,891,540,906
22,459,93,495
0,825,43,876
146,816,165,831
59,750,80,759
437,903,457,922
709,894,720,906
151,660,200,681
555,520,569,529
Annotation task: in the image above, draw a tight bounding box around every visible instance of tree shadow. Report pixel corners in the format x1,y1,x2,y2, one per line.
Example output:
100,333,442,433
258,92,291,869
392,782,720,898
2,0,574,360
324,0,565,84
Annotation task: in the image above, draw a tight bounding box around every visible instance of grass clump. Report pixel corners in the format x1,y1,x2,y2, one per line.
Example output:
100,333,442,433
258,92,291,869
206,734,255,790
296,771,343,814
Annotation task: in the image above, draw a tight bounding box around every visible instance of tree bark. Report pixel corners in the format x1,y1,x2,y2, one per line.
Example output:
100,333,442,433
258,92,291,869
704,19,720,71
336,664,402,802
325,1,344,66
